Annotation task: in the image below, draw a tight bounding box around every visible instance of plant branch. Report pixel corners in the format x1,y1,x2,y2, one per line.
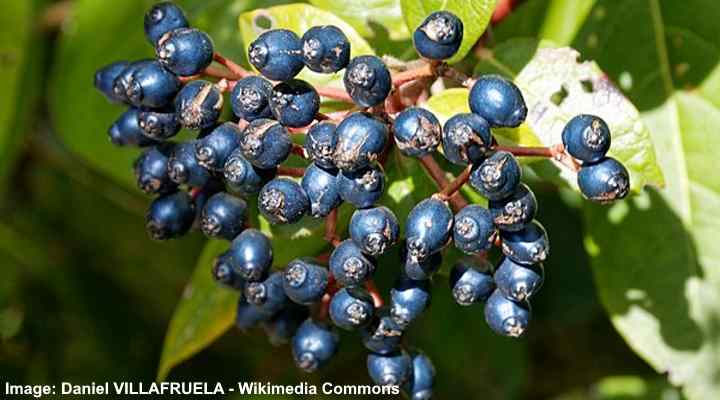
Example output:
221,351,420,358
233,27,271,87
291,144,308,159
365,280,384,308
495,144,581,172
277,166,305,177
324,208,342,247
213,52,252,78
392,62,436,86
418,154,469,212
435,164,472,201
316,86,354,103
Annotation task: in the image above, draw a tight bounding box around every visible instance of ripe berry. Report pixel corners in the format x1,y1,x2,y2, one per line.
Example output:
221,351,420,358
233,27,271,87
334,112,388,172
229,229,273,282
137,110,180,140
390,276,431,329
361,308,404,355
95,61,130,103
329,287,375,330
199,192,247,240
453,205,496,254
304,122,338,170
329,240,376,287
343,55,391,107
561,114,611,163
175,80,224,130
248,29,304,81
367,350,412,387
212,251,246,290
134,144,177,195
113,60,181,108
144,1,189,45
404,350,436,400
442,113,492,165
244,271,288,317
301,25,351,73
405,198,453,263
494,257,544,302
292,319,339,372
484,290,531,338
393,107,442,157
301,163,342,218
240,119,292,169
337,163,385,209
413,10,463,60
235,297,271,332
349,206,400,256
195,122,242,171
577,157,630,203
167,141,212,187
283,258,329,305
449,260,494,305
262,305,309,346
156,28,214,76
469,75,527,128
470,151,521,201
258,178,309,224
108,108,158,147
230,76,273,122
145,190,195,240
270,79,320,128
488,183,537,232
500,220,549,265
224,149,276,195
401,244,442,281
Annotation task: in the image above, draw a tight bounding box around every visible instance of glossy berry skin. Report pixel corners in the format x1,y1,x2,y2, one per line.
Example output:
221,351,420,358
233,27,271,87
349,206,399,256
244,271,288,317
240,119,292,169
167,141,212,187
108,108,158,147
404,350,436,400
495,257,544,302
343,56,391,107
390,276,431,329
367,350,412,387
469,75,527,128
337,163,385,209
301,25,351,73
304,122,337,170
484,290,531,338
228,229,273,282
258,178,309,224
134,144,177,195
224,149,276,195
442,113,492,165
470,151,521,201
500,220,550,265
212,251,246,290
301,163,342,218
145,191,195,240
292,319,339,372
262,305,309,346
334,112,388,172
156,28,214,76
94,61,130,103
489,183,537,232
413,10,463,60
195,122,242,171
230,76,273,122
393,107,442,157
329,240,376,287
402,244,442,281
199,192,247,240
577,157,630,203
329,287,375,330
137,110,180,140
561,114,611,163
248,29,304,81
175,80,224,130
270,79,320,128
405,198,453,263
360,308,403,355
453,205,496,255
113,60,181,108
235,298,271,332
283,258,329,305
144,1,189,45
449,260,495,305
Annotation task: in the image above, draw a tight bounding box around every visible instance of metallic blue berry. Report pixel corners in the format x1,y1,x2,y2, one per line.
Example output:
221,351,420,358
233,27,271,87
469,151,521,201
469,75,527,128
283,258,329,305
413,10,463,60
244,271,288,317
329,287,375,330
112,60,180,108
494,257,544,302
441,113,492,165
292,319,339,372
337,163,385,209
393,107,442,157
453,205,496,254
349,206,399,256
134,144,177,195
144,1,189,45
401,243,442,281
94,61,130,103
156,28,214,76
343,55,391,107
199,192,247,240
235,297,271,332
488,183,537,232
577,157,630,203
361,308,403,355
329,240,376,287
484,290,531,337
229,229,273,282
390,276,431,329
500,220,549,265
230,76,273,122
304,122,338,170
138,110,180,140
367,350,412,387
562,114,611,163
224,149,276,195
108,108,158,147
248,29,304,81
262,305,309,346
167,141,212,187
212,251,246,290
175,80,224,130
405,198,453,263
301,25,351,73
240,119,292,169
195,122,242,171
449,259,494,305
258,178,309,224
270,79,320,128
334,112,388,172
301,163,342,218
404,350,436,400
145,190,195,240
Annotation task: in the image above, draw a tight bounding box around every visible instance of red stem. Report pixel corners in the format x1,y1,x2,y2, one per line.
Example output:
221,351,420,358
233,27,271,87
324,208,342,247
436,164,472,201
365,280,384,308
213,52,252,78
392,63,436,86
316,86,354,103
291,144,307,159
418,154,468,212
277,166,305,177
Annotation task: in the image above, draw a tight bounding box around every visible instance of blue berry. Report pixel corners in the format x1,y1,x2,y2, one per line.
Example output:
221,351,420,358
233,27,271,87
212,251,246,290
393,107,442,157
469,151,521,201
349,206,399,256
329,287,375,330
230,76,273,122
401,243,442,281
469,75,527,128
244,271,288,317
562,114,611,163
175,80,224,130
270,79,320,128
156,28,214,77
329,240,376,287
235,297,271,332
94,61,130,103
199,192,247,240
112,60,180,108
390,276,431,329
334,112,388,172
224,149,276,195
167,141,212,187
137,110,180,140
283,258,329,305
258,178,309,224
337,163,385,209
248,29,304,81
413,10,463,60
195,122,242,171
304,122,338,170
134,144,177,195
343,56,391,107
500,220,549,265
488,183,537,232
292,319,339,372
144,1,189,45
405,198,453,263
262,305,309,346
453,205,496,254
577,157,629,203
494,257,544,302
145,190,195,240
361,308,404,355
449,259,495,305
301,25,351,73
404,350,436,400
301,163,342,218
367,350,412,387
229,229,273,282
108,108,158,147
240,119,292,169
442,113,492,165
484,290,531,337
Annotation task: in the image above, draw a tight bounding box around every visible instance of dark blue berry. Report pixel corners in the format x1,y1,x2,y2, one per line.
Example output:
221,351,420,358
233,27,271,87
349,206,399,256
453,205,496,254
390,276,431,329
134,144,177,195
337,163,385,209
393,107,442,157
469,75,527,128
195,122,242,171
405,198,453,263
484,290,531,337
577,157,629,203
442,113,492,165
244,271,288,317
343,55,391,107
401,243,442,281
334,112,388,172
229,229,273,282
292,319,339,372
283,258,329,305
413,10,463,60
329,287,375,330
367,350,412,387
108,108,158,147
494,257,544,302
235,297,271,332
145,191,195,240
449,259,494,305
230,76,273,122
248,29,304,81
329,240,376,287
488,183,537,232
144,1,189,45
304,122,337,170
301,25,351,73
175,80,224,130
167,141,212,187
469,151,521,201
138,110,180,140
270,79,320,128
240,119,292,169
301,163,342,218
361,308,403,355
212,251,246,290
404,350,436,400
262,305,309,346
199,192,247,240
258,178,309,224
112,60,180,108
94,61,130,103
223,149,276,195
156,28,214,76
500,220,549,265
562,114,611,163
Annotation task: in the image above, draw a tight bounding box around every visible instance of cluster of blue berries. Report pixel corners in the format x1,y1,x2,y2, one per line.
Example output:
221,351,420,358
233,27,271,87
94,2,629,396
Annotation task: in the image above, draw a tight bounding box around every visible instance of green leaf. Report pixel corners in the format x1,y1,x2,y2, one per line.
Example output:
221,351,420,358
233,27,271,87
400,0,496,64
554,376,684,400
538,0,596,46
309,0,409,40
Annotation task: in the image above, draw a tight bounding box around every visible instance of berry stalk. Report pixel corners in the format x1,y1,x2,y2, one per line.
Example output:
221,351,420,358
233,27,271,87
212,52,252,78
277,166,306,177
418,154,468,212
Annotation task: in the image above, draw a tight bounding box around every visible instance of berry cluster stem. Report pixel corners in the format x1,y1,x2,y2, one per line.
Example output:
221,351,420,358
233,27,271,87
418,154,468,212
495,144,581,172
212,52,252,78
435,164,472,202
365,280,385,308
324,208,342,248
277,166,305,177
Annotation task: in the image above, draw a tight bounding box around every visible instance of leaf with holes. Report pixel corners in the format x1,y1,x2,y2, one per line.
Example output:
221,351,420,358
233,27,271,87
309,0,409,41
